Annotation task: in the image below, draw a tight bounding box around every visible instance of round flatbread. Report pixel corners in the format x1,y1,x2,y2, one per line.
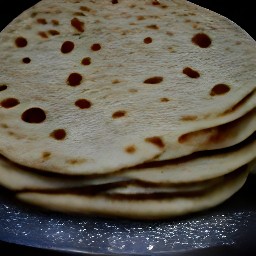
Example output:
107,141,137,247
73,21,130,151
0,0,255,175
0,133,254,190
16,167,248,219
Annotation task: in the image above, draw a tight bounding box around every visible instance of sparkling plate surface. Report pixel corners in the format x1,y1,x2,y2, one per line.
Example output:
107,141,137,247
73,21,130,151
1,174,256,255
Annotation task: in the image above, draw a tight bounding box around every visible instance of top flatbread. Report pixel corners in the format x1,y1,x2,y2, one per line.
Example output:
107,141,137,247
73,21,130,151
0,0,255,174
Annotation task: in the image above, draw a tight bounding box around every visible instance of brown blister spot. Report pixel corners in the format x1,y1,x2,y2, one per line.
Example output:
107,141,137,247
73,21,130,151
66,159,86,165
210,84,230,96
183,67,200,78
112,0,118,4
50,129,67,140
129,89,138,93
144,37,153,44
178,123,231,146
137,16,145,20
125,145,136,154
61,41,75,54
37,18,47,25
1,98,20,108
15,37,28,48
73,12,85,16
48,30,60,36
1,124,8,129
67,73,83,86
221,91,254,116
112,110,127,118
51,19,59,26
31,12,38,18
152,0,160,5
181,115,198,121
145,136,165,148
192,33,211,48
71,17,85,32
166,31,174,36
144,76,163,84
80,6,91,12
42,152,51,160
112,79,120,84
0,85,8,91
160,97,169,102
146,24,159,30
81,57,91,65
91,43,101,51
75,99,92,109
21,108,46,123
22,57,31,64
38,32,48,38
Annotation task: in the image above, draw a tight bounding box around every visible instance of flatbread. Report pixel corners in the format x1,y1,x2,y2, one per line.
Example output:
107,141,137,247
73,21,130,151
0,0,255,175
0,133,254,191
16,167,248,219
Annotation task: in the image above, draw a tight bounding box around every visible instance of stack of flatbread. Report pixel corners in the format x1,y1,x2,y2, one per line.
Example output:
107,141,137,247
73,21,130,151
0,0,255,219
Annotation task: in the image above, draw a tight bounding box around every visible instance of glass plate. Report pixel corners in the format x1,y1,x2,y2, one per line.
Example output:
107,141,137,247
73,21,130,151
1,173,256,255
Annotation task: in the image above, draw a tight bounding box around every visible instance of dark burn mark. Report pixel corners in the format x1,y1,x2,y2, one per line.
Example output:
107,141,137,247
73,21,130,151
145,136,165,148
21,108,46,123
71,17,85,32
192,33,211,48
91,43,101,51
146,24,159,30
38,32,48,38
15,37,28,48
1,98,20,108
0,85,7,91
48,30,60,36
144,37,153,44
144,76,163,84
75,99,92,109
22,57,31,64
112,110,126,118
112,0,118,4
50,129,67,140
61,41,75,54
67,73,83,86
183,67,200,78
125,145,136,154
210,84,230,96
81,57,91,65
37,18,47,25
181,115,198,121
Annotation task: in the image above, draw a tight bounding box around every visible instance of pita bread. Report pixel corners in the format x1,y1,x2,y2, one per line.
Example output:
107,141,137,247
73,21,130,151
16,167,248,219
0,0,255,175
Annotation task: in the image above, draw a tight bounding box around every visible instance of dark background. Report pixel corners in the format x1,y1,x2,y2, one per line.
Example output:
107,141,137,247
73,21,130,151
0,1,255,255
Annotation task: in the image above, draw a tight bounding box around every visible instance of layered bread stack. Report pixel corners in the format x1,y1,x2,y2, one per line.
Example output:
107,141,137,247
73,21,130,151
0,0,255,219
